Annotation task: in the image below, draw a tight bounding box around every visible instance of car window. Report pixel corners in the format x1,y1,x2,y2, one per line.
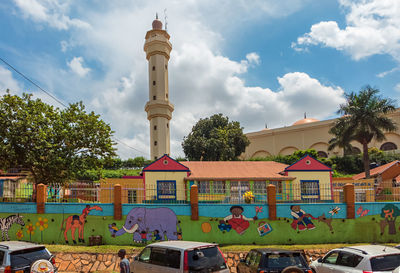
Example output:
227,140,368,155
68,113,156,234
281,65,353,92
10,247,51,269
336,251,363,267
249,251,258,266
370,254,400,271
188,246,227,272
150,247,167,266
0,251,4,265
167,249,181,269
253,252,262,267
265,253,306,269
139,247,151,263
245,251,254,265
322,251,339,265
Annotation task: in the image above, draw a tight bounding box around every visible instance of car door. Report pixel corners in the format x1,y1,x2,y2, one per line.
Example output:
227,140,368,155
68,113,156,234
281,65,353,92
333,251,363,273
314,251,340,273
249,252,262,273
132,247,153,272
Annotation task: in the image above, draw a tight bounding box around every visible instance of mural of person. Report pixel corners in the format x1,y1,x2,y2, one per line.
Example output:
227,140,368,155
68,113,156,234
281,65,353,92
140,231,147,244
290,205,315,231
109,223,119,237
153,229,162,241
220,205,257,235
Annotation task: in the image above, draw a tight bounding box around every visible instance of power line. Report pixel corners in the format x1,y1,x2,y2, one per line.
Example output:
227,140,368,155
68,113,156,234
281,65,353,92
0,56,149,158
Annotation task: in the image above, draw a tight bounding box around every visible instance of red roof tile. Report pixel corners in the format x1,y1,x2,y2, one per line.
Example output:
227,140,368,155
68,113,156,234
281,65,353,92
143,154,190,172
285,155,331,171
181,161,293,181
353,160,400,180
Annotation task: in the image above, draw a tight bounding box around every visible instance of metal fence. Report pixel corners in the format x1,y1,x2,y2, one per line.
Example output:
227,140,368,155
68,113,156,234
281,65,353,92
0,181,34,202
46,182,102,203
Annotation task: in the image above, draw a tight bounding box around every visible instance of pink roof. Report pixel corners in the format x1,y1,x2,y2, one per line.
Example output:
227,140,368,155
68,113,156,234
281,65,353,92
353,160,400,180
285,155,331,171
143,154,190,172
181,161,293,181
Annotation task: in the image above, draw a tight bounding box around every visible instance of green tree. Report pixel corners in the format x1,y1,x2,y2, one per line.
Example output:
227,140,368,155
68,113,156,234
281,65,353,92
182,113,250,161
328,86,397,178
0,91,116,186
380,204,400,235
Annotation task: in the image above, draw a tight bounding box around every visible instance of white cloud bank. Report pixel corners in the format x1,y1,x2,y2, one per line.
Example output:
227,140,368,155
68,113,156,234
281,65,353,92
67,57,90,77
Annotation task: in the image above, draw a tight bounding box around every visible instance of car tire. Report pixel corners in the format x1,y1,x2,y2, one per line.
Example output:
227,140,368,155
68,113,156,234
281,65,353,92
281,266,304,273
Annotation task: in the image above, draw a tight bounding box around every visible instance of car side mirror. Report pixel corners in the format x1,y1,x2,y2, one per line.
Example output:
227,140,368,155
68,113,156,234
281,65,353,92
318,258,323,263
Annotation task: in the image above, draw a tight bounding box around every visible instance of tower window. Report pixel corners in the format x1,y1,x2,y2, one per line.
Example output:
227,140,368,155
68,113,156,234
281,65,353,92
152,66,155,71
167,123,169,128
154,125,157,130
153,96,156,100
166,93,168,98
154,141,157,146
165,64,168,70
153,81,156,86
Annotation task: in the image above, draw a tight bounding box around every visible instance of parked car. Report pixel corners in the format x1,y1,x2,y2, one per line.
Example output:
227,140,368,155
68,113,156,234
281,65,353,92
236,248,312,273
0,241,57,273
130,241,229,273
310,245,400,273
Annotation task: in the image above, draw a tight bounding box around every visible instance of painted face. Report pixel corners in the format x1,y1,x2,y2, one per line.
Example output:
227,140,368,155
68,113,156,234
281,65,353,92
292,205,300,212
232,208,243,216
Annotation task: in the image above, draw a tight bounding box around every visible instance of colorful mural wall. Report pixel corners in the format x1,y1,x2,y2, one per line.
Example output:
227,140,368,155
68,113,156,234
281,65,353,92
1,202,400,245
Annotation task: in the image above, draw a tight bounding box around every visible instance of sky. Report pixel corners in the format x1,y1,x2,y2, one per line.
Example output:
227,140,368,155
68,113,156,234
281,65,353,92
1,0,400,160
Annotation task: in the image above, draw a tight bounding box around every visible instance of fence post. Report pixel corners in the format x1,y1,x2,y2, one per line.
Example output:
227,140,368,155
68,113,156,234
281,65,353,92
114,184,122,220
190,185,199,220
36,184,46,214
267,184,277,220
344,183,355,219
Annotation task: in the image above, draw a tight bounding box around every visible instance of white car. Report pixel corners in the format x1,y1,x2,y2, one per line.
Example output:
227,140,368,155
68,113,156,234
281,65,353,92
130,241,230,273
310,245,400,273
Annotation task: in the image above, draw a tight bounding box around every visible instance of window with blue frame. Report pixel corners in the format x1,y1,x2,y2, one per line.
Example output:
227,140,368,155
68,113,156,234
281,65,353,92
300,180,320,199
157,181,176,200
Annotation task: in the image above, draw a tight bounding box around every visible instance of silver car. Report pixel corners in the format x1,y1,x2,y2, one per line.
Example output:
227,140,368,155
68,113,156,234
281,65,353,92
0,241,57,273
130,241,230,273
310,245,400,273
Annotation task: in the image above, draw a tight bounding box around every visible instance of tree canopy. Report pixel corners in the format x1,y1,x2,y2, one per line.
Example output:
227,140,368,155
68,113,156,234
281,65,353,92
328,86,397,178
0,91,116,185
182,113,250,161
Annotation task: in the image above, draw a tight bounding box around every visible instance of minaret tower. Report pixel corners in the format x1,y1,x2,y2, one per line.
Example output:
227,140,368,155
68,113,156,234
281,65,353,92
144,15,174,160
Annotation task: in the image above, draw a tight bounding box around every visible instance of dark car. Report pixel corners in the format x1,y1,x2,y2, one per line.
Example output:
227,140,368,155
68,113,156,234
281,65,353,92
237,248,312,273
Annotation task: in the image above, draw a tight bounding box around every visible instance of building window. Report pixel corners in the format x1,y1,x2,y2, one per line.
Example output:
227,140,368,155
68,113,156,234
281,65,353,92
154,156,157,160
153,81,156,86
166,93,168,98
253,181,267,194
167,123,169,128
317,151,328,158
213,181,225,194
154,125,157,130
127,190,137,203
153,95,156,100
198,181,210,194
152,66,155,71
380,142,397,151
300,181,319,198
268,181,282,194
355,192,366,202
154,141,157,146
165,64,168,70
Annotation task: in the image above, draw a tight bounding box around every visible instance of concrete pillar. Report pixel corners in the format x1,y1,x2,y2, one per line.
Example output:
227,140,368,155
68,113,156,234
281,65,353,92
36,184,46,214
344,183,355,219
267,184,277,220
190,185,199,220
114,184,122,220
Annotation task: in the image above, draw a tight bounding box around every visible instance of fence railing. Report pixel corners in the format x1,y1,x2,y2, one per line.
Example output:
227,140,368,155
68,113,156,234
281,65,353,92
0,181,34,202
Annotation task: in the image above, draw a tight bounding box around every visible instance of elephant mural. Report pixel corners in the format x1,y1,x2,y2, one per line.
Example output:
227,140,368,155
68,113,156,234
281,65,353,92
109,207,179,242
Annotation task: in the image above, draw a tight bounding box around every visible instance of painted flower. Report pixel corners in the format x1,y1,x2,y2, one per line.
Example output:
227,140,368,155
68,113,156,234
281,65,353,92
26,223,36,235
16,229,24,240
255,206,263,213
36,217,49,231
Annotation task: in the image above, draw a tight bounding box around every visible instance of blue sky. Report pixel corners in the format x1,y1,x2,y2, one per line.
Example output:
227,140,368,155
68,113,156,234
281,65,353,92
1,0,399,159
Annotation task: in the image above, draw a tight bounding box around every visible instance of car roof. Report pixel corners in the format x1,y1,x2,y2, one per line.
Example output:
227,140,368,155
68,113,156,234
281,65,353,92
147,241,217,250
250,248,303,254
0,241,45,252
340,245,400,256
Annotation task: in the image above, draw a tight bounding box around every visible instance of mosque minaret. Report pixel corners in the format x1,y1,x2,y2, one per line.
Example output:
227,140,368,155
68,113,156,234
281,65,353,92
144,15,174,160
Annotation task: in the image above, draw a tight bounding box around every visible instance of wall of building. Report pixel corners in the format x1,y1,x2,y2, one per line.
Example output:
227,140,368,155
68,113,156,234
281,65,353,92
1,201,400,246
144,171,188,200
286,171,331,200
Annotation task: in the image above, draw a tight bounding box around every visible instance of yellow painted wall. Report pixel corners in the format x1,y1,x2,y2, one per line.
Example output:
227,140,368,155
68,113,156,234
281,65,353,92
286,171,332,200
144,171,188,201
100,178,144,203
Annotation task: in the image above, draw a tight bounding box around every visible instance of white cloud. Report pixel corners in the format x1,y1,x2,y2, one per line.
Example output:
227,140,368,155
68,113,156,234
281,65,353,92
293,0,400,62
67,57,90,77
395,83,400,92
8,0,346,159
0,66,22,92
13,0,90,30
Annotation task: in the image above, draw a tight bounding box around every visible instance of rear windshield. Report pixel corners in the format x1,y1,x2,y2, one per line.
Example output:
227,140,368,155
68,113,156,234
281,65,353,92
264,253,307,269
11,247,51,268
370,254,400,271
188,246,227,272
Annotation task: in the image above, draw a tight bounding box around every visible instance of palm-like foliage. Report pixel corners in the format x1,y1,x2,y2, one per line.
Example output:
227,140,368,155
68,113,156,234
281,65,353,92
328,86,397,178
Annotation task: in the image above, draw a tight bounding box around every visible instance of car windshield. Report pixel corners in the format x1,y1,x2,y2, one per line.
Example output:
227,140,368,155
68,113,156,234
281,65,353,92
11,247,51,268
264,253,306,268
370,254,400,271
188,246,227,272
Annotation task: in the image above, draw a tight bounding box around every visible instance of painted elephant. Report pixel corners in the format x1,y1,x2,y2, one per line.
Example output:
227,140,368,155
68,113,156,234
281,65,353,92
109,207,179,242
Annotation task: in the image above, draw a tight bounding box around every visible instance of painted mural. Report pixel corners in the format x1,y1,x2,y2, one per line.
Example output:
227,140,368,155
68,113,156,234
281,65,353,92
0,214,25,240
1,202,400,245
